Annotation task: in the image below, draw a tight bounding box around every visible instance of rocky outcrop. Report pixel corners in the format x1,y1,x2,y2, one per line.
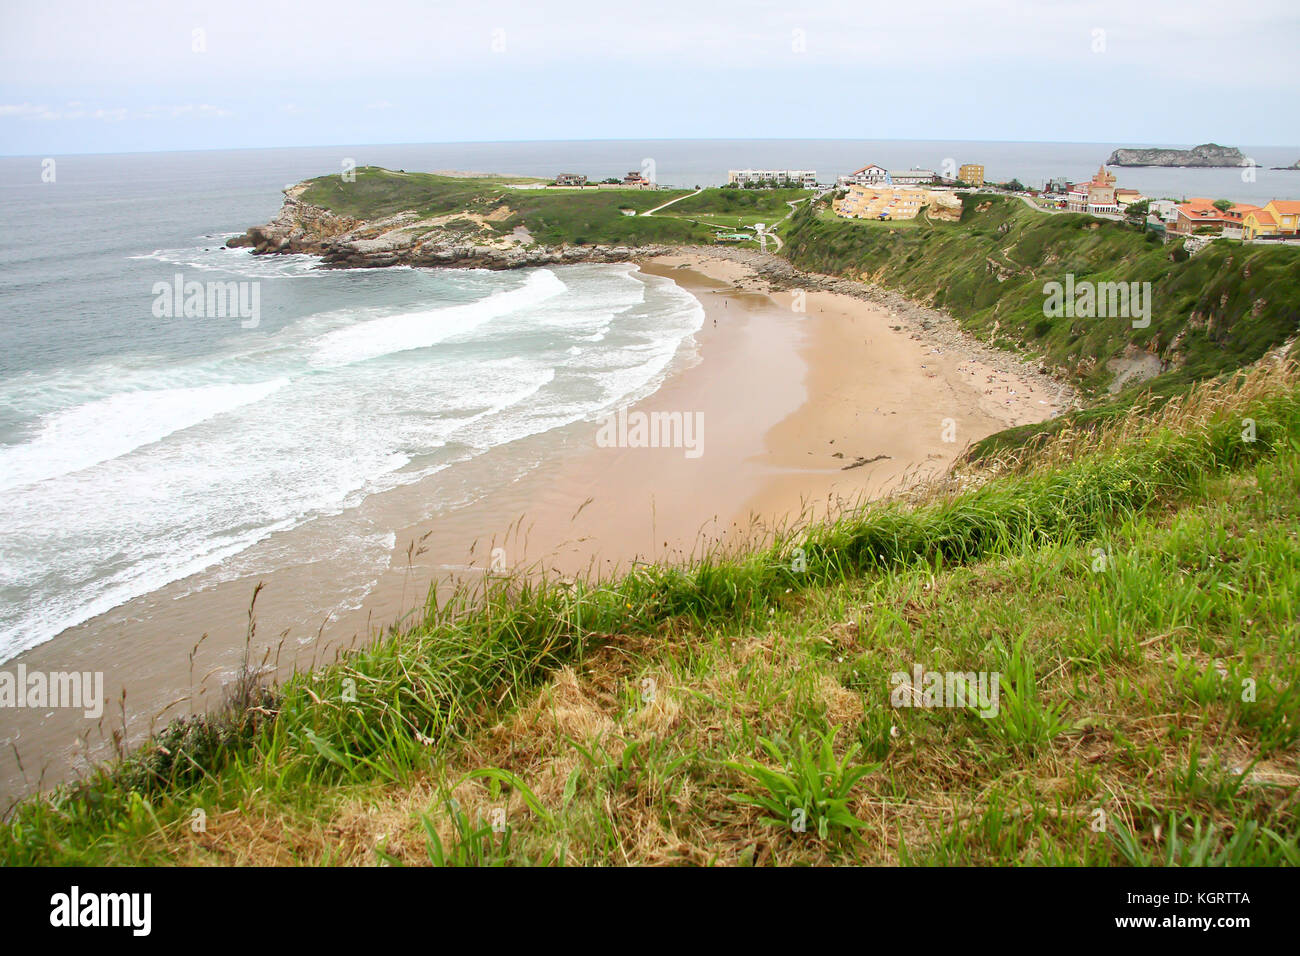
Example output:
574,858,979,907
227,181,672,270
1105,143,1246,167
1272,159,1300,170
925,191,963,222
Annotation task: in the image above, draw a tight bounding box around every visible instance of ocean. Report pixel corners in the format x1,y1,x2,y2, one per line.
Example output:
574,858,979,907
1,139,1298,663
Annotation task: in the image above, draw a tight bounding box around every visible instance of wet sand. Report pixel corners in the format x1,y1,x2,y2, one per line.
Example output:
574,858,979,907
0,252,1063,806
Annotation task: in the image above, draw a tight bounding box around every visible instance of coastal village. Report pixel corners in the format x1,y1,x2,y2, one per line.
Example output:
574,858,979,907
545,158,1300,249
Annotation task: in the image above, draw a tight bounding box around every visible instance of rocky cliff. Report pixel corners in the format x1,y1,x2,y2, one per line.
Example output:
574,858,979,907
1105,143,1246,167
226,182,671,270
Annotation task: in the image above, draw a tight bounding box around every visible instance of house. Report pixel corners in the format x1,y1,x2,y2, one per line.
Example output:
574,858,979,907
554,173,587,187
1220,203,1258,239
728,169,818,188
958,163,985,187
835,184,930,220
623,171,653,188
1242,207,1280,239
888,168,935,186
1246,200,1300,237
1066,166,1119,214
1169,197,1229,235
1047,176,1071,194
845,163,888,185
1114,188,1145,209
1147,199,1179,224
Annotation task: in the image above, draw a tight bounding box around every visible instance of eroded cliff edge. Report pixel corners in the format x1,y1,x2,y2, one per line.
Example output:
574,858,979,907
226,182,670,270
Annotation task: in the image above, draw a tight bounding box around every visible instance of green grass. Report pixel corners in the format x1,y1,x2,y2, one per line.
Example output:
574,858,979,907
3,362,1297,866
495,188,710,246
299,167,541,220
666,187,809,218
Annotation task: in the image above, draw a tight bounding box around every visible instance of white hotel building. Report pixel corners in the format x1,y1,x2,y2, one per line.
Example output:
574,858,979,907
727,169,818,188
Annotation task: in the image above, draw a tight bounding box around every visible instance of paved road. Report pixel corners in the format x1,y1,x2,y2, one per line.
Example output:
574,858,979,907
975,189,1129,221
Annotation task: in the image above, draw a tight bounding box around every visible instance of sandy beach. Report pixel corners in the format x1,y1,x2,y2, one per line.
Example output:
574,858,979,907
1,251,1065,806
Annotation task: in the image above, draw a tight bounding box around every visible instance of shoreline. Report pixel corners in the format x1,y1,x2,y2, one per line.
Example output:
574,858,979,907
0,250,1067,806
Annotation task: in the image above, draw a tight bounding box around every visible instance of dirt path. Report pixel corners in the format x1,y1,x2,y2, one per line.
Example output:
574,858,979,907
642,188,703,216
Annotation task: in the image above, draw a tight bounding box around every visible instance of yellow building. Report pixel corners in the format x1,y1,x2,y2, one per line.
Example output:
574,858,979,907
1242,200,1300,239
958,163,985,187
1242,207,1279,239
1264,200,1300,234
836,183,929,220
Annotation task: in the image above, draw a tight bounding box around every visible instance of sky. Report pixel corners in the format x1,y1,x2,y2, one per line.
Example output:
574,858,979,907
1,0,1297,155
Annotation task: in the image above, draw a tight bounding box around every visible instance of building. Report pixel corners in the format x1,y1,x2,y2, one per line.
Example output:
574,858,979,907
1046,176,1072,194
1166,199,1267,238
1066,166,1119,214
1221,205,1254,239
1267,200,1300,234
1241,200,1300,238
728,169,817,188
1219,204,1258,239
1114,188,1145,210
835,184,930,220
1239,200,1300,239
958,163,985,187
1169,198,1231,235
554,173,587,187
843,163,888,186
621,171,655,189
1241,207,1278,239
888,168,936,186
1147,199,1179,224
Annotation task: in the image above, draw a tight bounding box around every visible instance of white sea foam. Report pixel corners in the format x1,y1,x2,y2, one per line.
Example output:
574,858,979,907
310,268,567,367
0,379,288,491
0,264,705,663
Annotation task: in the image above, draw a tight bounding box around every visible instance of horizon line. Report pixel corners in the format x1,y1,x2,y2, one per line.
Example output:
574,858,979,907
4,136,1299,160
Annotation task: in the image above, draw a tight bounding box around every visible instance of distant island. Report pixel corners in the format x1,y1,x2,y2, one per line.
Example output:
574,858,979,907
1106,143,1246,167
1273,159,1300,170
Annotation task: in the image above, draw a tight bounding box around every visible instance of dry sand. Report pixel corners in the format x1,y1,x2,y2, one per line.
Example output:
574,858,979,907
0,252,1064,805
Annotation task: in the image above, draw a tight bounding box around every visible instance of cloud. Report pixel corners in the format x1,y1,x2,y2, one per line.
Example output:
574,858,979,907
0,103,49,117
0,102,232,121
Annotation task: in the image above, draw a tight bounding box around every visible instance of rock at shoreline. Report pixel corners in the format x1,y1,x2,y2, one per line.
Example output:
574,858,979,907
226,180,676,270
1272,159,1300,170
225,183,674,270
1105,143,1246,168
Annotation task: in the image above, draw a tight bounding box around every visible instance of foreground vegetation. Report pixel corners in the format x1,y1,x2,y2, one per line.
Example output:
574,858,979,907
4,360,1297,865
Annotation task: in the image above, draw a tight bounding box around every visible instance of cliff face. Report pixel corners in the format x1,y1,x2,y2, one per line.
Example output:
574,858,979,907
226,182,670,270
925,191,963,222
1105,143,1246,167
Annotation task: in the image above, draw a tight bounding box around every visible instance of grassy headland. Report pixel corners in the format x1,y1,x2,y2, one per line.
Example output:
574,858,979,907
296,167,785,247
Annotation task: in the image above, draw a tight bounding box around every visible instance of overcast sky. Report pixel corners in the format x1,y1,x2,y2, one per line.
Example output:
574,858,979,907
2,0,1297,155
